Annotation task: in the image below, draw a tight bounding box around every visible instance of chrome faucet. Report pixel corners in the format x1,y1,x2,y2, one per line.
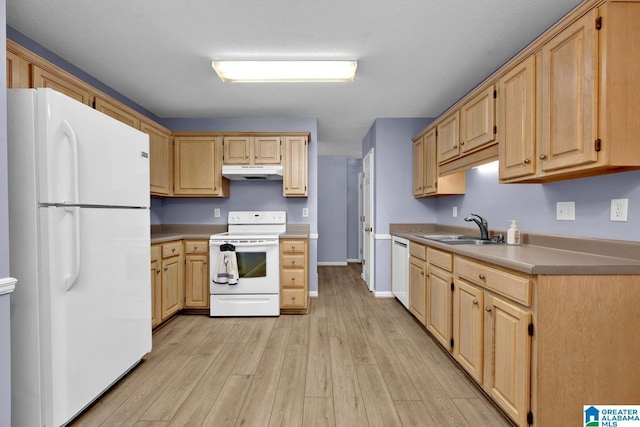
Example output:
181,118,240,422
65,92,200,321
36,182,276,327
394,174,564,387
464,213,489,240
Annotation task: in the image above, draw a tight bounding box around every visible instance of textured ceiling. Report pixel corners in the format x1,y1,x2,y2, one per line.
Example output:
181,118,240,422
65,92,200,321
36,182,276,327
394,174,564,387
7,0,583,157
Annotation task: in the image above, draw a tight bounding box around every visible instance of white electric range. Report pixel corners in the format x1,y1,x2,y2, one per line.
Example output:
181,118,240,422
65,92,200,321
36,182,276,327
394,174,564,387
209,211,286,316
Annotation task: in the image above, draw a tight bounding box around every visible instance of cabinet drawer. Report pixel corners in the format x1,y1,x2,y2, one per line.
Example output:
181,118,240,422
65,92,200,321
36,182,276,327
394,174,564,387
184,240,208,254
281,270,305,287
281,239,306,253
409,242,427,260
427,247,452,272
282,254,305,268
455,257,531,306
281,288,307,308
151,244,161,262
162,241,183,258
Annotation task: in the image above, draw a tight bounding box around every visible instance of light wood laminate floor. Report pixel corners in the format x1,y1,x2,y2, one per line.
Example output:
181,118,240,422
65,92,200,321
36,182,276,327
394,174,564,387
71,264,513,427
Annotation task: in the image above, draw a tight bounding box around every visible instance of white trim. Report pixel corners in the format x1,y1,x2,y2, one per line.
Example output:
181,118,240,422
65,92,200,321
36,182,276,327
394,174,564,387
0,277,18,296
309,234,319,239
374,233,392,240
309,291,319,298
373,291,395,298
317,261,348,266
347,258,360,263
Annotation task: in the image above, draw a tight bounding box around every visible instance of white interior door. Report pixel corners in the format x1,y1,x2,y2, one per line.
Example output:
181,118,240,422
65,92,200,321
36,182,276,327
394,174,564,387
362,149,374,291
357,172,363,263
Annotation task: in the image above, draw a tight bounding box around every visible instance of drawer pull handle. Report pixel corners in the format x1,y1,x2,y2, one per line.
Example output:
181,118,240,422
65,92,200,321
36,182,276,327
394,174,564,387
472,299,478,305
485,306,492,312
291,260,296,265
172,248,176,252
291,245,296,250
478,274,485,280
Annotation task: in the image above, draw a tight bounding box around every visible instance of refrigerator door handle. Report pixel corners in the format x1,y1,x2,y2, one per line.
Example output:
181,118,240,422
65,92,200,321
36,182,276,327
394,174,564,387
65,206,81,291
61,119,80,205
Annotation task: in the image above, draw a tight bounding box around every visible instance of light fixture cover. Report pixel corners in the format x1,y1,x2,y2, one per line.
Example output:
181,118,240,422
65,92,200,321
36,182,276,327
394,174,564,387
211,60,358,82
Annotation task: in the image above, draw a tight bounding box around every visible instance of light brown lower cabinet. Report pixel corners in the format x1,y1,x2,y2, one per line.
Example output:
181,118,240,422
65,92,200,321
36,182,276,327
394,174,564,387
160,241,184,321
280,238,309,313
184,240,210,308
150,245,162,329
408,242,427,324
425,247,454,350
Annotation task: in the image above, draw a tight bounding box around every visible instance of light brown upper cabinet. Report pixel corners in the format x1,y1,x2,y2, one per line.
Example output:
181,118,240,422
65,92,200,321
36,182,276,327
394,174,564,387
174,135,229,197
143,119,173,196
6,50,29,88
498,56,537,181
460,85,496,154
94,96,141,129
283,135,308,197
413,128,465,198
223,135,282,165
437,111,460,164
501,2,640,182
31,65,94,106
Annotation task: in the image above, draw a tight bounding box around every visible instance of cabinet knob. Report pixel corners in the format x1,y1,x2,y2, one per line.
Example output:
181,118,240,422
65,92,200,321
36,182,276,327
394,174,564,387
204,260,208,265
291,277,295,281
172,248,176,252
453,144,458,149
485,306,492,312
420,271,424,275
156,270,161,275
460,141,465,146
478,273,485,280
291,245,296,250
164,267,168,271
523,158,530,164
291,260,296,265
472,299,478,305
539,154,547,160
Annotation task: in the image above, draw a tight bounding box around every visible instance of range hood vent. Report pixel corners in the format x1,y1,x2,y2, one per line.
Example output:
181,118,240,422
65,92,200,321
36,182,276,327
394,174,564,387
222,165,284,181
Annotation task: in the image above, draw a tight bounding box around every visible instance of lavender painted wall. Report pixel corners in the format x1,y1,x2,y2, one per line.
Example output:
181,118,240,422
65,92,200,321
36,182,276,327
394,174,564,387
347,158,362,261
437,163,640,242
318,156,347,264
362,118,436,293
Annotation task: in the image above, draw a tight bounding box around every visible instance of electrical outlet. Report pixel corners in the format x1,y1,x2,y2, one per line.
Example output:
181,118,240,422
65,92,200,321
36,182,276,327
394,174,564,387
452,206,458,218
302,208,309,217
610,198,628,222
214,208,221,218
556,201,575,221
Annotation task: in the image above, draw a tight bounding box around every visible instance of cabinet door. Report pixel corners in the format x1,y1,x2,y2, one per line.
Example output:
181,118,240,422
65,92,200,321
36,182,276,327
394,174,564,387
453,279,484,383
32,65,93,105
461,85,495,154
254,136,282,164
283,135,308,197
423,128,439,195
174,136,226,196
6,50,30,88
413,136,425,196
484,295,531,427
223,136,251,164
426,264,453,350
539,9,598,173
408,257,426,324
161,255,182,320
437,111,460,163
94,96,141,129
142,120,173,196
185,254,209,308
151,257,161,328
498,56,536,181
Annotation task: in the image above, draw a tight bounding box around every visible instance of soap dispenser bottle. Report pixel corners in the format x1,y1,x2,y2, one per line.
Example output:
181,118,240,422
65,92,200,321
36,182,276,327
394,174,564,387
507,220,520,245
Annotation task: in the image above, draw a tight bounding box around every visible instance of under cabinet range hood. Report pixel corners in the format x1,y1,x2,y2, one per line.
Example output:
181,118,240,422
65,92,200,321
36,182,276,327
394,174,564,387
222,165,284,180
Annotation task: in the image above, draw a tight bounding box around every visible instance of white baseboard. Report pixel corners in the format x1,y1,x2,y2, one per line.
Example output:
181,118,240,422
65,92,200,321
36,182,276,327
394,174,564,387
347,258,361,263
373,291,395,298
309,291,319,298
316,261,348,266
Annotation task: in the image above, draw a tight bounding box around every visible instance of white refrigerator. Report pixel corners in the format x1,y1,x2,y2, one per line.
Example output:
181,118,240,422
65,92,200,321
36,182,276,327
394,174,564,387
7,88,152,426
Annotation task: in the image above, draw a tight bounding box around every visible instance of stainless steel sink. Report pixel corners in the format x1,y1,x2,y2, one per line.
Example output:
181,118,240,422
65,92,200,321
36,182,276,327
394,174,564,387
419,234,503,245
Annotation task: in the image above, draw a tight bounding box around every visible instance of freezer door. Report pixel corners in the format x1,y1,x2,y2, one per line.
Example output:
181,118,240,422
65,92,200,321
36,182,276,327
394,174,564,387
35,88,149,207
38,206,151,426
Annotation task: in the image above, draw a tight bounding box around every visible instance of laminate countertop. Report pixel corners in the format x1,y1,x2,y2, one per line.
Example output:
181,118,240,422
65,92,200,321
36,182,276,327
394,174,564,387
391,224,640,275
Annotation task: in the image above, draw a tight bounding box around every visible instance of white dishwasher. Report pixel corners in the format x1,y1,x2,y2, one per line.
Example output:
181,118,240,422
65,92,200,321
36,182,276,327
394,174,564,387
391,236,410,309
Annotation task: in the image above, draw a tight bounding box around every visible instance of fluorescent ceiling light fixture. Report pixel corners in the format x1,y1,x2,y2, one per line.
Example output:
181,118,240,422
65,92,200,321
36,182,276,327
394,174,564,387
211,60,358,82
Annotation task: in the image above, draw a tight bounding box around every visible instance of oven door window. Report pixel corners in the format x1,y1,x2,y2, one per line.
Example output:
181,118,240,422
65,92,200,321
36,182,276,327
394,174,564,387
236,252,267,278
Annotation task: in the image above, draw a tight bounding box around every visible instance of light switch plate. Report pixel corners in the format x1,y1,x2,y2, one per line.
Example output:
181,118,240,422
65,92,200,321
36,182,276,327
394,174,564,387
302,208,309,217
556,201,575,221
214,208,221,218
610,198,628,222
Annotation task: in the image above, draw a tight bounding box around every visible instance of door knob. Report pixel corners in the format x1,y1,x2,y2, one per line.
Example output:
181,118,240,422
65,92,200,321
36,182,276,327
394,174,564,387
365,227,372,232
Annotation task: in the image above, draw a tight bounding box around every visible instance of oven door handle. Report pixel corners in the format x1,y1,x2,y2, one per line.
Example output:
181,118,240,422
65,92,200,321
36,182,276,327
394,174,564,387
210,240,279,248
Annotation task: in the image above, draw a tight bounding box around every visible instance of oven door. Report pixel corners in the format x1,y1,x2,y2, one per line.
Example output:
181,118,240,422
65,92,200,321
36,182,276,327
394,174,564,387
209,238,280,295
